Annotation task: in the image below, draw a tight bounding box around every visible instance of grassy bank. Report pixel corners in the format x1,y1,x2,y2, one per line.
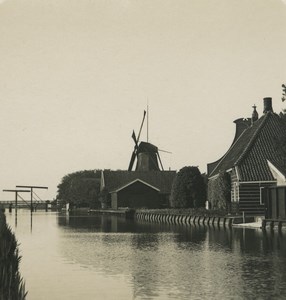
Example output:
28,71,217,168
0,210,27,300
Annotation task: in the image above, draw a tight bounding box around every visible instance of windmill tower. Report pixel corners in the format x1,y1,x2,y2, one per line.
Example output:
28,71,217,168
128,110,171,171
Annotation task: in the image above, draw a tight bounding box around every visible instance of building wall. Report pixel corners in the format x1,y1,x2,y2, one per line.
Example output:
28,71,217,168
239,182,275,203
261,186,286,219
208,170,276,214
238,181,276,214
117,181,160,209
111,193,117,209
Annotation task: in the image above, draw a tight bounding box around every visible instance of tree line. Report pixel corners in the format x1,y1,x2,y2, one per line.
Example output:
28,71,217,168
56,167,220,210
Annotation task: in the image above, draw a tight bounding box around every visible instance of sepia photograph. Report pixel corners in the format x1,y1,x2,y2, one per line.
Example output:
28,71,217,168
1,0,286,299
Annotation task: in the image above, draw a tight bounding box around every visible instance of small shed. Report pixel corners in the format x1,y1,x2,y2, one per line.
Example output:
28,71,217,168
100,170,176,209
110,179,160,209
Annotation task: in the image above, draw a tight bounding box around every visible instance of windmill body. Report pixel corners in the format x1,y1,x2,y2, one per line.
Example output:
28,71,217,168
100,110,175,210
128,111,168,171
135,141,160,171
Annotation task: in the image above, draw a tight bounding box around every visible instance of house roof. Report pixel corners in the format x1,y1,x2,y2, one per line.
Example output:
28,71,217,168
208,112,286,181
102,170,176,194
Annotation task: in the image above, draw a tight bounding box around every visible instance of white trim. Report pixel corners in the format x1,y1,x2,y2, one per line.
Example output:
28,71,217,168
235,166,240,182
110,179,160,193
260,187,264,205
233,181,239,202
100,170,105,191
267,160,286,182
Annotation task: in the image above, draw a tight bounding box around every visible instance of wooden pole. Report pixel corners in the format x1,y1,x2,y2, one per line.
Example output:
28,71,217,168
15,191,18,217
2,190,30,226
147,103,149,143
31,187,33,212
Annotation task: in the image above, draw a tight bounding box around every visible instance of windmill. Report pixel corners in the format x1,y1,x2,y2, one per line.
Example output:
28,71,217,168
128,110,171,171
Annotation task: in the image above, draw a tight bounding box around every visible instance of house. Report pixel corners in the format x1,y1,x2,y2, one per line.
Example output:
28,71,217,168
100,170,176,209
207,97,286,215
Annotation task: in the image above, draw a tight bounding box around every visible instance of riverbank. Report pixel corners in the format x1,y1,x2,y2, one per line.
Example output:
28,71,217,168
71,207,285,231
262,219,286,231
88,207,255,228
135,209,253,228
0,211,27,300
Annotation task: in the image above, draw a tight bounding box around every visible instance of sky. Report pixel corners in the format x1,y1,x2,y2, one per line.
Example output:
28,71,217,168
1,0,286,201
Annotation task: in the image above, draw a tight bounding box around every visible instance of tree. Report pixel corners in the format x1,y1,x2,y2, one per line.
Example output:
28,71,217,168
170,166,206,208
57,170,101,208
208,171,231,210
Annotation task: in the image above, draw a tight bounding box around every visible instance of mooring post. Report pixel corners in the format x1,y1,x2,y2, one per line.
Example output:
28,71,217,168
243,211,245,223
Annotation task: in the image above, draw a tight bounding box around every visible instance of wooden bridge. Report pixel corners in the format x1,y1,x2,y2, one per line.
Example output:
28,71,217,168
2,185,49,211
0,200,49,209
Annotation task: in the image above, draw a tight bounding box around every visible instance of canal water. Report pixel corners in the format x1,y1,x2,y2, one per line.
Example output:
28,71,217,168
6,210,286,300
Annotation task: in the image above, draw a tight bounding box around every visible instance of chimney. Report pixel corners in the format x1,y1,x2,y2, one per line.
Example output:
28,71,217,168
263,97,273,114
251,104,258,124
233,118,251,141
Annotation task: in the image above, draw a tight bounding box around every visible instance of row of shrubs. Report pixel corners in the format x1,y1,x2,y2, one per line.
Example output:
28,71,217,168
0,210,27,300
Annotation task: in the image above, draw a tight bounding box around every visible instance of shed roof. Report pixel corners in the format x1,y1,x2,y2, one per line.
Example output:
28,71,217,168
102,170,176,194
208,112,286,181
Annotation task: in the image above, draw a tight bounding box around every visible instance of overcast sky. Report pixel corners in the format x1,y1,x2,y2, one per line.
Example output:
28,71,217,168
1,0,286,201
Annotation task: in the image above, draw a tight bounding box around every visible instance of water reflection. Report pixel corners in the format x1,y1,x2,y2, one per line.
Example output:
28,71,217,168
58,213,175,233
55,213,286,299
6,211,286,300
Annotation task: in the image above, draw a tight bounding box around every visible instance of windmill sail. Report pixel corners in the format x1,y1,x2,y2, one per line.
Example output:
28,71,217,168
128,111,146,171
128,109,170,171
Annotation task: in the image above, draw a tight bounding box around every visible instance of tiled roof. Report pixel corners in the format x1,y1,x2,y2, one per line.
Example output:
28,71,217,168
102,170,176,194
208,112,286,181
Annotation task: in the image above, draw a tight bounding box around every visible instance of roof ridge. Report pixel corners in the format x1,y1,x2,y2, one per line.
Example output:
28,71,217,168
235,112,270,166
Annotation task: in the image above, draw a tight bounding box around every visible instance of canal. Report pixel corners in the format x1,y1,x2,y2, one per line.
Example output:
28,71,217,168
6,210,286,300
